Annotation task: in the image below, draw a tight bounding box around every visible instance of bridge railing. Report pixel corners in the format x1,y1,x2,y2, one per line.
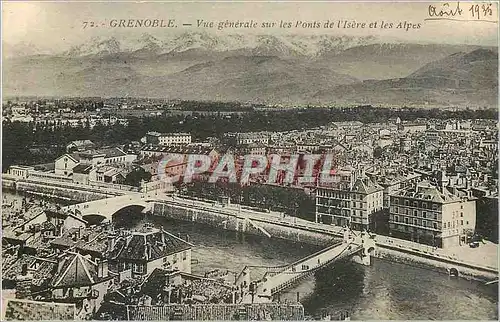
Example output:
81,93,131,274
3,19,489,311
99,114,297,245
267,243,364,295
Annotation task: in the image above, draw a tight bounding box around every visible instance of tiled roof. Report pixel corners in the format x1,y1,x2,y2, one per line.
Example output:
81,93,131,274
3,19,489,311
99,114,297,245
2,254,58,287
98,147,127,158
73,164,92,174
2,299,76,320
50,252,112,288
351,177,384,194
393,182,462,203
50,226,109,256
109,228,192,262
147,131,190,137
73,147,126,159
141,145,216,156
57,153,80,163
68,140,94,147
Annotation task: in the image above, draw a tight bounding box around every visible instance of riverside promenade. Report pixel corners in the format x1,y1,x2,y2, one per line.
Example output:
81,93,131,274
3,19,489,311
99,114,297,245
152,194,498,277
3,174,498,280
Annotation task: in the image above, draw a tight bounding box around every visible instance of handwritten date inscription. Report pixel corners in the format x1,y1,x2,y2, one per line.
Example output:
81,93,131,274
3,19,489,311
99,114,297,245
428,2,495,21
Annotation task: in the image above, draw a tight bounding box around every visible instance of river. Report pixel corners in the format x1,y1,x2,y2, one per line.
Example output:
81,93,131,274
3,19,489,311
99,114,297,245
3,191,498,320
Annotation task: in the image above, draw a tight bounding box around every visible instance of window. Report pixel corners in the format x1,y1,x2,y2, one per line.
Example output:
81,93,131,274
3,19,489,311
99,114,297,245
414,219,418,225
394,215,399,223
434,213,437,220
466,221,469,225
405,217,409,224
423,211,426,218
422,202,427,209
461,220,463,226
405,200,409,206
422,220,427,227
460,212,463,217
413,210,417,216
433,222,437,229
413,201,418,207
133,263,144,274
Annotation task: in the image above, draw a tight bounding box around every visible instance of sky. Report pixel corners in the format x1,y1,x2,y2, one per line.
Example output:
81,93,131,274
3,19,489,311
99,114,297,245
2,0,498,51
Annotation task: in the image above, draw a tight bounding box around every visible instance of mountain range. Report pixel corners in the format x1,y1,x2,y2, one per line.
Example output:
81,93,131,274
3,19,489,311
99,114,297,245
3,32,498,107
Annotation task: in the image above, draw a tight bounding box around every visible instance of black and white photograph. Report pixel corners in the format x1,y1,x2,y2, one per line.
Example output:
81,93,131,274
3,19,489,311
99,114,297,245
1,1,498,320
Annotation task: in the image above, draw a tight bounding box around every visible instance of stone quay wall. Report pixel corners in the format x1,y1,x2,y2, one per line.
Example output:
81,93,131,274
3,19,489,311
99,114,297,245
154,202,333,246
126,303,304,321
152,201,498,282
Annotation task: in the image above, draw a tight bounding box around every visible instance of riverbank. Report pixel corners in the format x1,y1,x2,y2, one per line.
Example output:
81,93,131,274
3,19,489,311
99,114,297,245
2,173,128,203
2,176,497,282
149,195,498,282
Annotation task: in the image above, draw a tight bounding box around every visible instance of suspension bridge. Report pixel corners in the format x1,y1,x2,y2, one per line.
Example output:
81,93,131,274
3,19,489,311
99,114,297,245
236,229,376,304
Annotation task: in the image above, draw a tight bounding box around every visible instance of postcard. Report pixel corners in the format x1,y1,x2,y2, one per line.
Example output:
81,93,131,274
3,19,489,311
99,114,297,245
1,1,498,321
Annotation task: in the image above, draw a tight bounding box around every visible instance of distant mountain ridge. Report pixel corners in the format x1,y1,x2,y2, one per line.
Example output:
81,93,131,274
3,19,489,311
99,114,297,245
2,32,497,108
4,32,379,58
312,48,498,107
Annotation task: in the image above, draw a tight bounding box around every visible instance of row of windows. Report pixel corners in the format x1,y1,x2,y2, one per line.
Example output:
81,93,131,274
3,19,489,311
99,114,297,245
391,198,443,210
317,191,350,199
445,220,468,229
317,210,350,217
159,138,191,143
392,207,438,220
105,156,128,164
392,215,439,229
317,199,350,208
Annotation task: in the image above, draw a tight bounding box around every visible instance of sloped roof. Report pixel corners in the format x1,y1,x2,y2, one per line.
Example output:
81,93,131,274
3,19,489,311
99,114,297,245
141,145,216,156
3,298,76,321
50,252,111,288
352,177,384,194
50,226,108,256
109,228,192,262
56,153,80,163
73,164,92,174
392,182,462,203
2,254,57,287
67,140,95,147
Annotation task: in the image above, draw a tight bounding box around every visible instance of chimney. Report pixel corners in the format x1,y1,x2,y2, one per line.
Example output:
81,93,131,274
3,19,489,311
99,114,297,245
97,259,109,278
15,264,33,300
161,231,166,249
107,234,116,254
145,243,152,260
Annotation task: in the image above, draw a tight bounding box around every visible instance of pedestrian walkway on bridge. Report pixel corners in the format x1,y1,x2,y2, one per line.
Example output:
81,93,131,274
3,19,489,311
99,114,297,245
237,230,376,304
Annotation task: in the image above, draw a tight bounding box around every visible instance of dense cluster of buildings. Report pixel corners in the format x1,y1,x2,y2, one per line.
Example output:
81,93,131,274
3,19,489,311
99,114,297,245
7,118,498,249
2,196,248,319
2,113,498,320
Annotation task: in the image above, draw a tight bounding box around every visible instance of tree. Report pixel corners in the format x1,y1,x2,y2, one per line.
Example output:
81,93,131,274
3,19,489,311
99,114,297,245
124,167,152,187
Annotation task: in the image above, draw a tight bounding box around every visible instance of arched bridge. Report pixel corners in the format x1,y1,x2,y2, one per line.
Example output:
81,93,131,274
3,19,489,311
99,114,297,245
62,194,155,224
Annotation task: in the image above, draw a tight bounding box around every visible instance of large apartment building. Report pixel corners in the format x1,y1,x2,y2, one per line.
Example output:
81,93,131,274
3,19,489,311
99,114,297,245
315,167,384,231
145,132,192,146
389,181,476,248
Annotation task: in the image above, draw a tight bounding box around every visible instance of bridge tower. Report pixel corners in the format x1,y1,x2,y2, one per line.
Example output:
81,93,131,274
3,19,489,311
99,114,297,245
351,231,376,266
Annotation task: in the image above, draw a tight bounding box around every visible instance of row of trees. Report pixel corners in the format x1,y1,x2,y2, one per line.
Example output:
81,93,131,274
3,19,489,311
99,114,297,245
2,105,497,171
178,181,316,221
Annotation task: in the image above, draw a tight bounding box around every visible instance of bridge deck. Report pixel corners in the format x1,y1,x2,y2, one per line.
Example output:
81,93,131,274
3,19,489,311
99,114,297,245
242,241,363,303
